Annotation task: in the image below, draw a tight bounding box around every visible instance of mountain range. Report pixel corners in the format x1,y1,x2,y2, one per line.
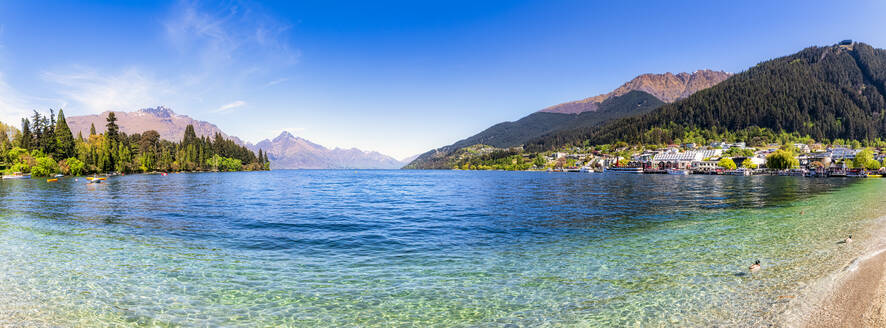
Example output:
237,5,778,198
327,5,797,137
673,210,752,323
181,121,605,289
253,131,406,169
404,70,730,169
66,107,405,169
67,106,245,144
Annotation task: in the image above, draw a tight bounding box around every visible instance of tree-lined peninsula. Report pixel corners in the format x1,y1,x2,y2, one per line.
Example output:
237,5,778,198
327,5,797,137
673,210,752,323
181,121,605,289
0,110,269,176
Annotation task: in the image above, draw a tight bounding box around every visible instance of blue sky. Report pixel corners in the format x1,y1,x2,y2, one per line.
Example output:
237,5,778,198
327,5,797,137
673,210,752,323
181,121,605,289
0,1,885,159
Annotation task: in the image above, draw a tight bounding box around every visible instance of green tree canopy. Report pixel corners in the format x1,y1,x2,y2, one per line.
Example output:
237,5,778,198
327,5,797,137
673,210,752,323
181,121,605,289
766,150,799,169
105,112,120,141
854,148,882,170
30,156,58,177
741,158,758,169
726,147,755,157
717,157,737,170
19,118,31,149
55,109,75,159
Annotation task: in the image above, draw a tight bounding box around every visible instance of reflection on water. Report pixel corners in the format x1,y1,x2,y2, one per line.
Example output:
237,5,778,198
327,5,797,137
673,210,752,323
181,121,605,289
0,171,882,326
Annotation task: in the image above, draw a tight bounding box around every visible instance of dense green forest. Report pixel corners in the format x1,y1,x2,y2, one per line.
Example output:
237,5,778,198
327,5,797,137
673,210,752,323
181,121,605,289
405,90,664,169
525,42,886,151
0,109,269,176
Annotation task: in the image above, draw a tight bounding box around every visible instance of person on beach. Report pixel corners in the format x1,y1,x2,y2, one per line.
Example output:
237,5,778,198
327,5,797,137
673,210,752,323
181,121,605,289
844,235,852,243
749,260,761,272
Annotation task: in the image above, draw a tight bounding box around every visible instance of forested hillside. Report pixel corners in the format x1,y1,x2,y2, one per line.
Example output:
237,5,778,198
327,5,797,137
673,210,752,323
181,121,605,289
526,42,886,151
405,90,663,169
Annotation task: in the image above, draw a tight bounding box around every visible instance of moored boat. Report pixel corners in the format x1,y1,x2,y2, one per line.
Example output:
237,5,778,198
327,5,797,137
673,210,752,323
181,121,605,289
847,169,868,178
666,168,689,175
605,167,644,174
46,178,58,182
728,168,752,176
2,172,31,179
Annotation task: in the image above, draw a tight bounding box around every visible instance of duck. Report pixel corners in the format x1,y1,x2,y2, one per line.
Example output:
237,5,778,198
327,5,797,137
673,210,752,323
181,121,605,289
749,260,761,272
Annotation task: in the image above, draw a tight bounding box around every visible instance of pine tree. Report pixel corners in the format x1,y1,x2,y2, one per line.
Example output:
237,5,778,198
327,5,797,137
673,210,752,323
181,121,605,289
42,110,56,156
90,123,96,136
55,109,75,159
20,118,31,149
105,112,119,141
0,129,8,151
182,124,197,147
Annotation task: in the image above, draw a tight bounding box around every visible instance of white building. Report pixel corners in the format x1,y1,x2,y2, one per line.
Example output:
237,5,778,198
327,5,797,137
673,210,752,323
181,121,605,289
691,160,719,170
652,149,724,169
826,147,859,161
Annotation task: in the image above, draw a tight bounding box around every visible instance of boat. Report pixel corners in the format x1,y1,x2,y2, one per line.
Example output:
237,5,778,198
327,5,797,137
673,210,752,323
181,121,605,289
46,178,58,182
847,169,868,178
605,167,644,174
829,169,847,177
54,174,64,178
1,172,31,179
729,168,752,176
666,168,689,175
86,177,107,181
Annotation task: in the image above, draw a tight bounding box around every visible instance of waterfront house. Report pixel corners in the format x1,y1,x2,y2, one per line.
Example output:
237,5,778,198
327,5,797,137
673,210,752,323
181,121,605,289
794,143,811,153
633,151,657,164
691,160,719,171
710,141,748,149
826,147,858,161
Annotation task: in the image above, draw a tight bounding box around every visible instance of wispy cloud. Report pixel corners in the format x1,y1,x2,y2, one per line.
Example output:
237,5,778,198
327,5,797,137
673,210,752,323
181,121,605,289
42,67,172,113
213,100,246,112
264,77,289,88
0,72,31,125
164,0,298,68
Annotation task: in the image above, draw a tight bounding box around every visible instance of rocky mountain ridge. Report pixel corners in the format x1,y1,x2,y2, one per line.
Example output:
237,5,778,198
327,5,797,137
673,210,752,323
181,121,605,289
66,106,246,144
253,131,405,169
540,70,732,114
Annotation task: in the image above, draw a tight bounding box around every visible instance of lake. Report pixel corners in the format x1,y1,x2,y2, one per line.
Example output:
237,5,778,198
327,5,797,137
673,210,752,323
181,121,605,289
1,170,884,326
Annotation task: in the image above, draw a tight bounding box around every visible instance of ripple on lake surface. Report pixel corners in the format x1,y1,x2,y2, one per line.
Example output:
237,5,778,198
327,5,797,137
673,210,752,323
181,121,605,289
0,171,883,326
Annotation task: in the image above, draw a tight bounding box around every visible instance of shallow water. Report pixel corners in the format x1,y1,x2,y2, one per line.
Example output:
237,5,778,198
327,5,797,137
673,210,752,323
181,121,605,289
0,171,884,326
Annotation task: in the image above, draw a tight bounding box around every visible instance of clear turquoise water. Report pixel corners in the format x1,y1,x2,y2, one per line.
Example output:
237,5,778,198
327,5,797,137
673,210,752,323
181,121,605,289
0,171,884,326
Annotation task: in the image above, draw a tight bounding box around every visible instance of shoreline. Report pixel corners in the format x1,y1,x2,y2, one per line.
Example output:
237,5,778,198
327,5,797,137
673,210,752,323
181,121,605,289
783,216,886,327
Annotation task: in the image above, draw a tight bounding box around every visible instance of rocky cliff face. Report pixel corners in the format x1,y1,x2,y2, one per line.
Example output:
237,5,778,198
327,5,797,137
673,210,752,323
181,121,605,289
66,106,245,144
540,70,731,114
253,131,405,169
